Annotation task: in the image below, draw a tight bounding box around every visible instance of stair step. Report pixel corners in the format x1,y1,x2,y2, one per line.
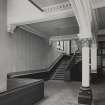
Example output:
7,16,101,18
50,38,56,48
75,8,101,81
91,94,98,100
56,67,66,69
55,77,64,79
54,77,64,79
55,73,64,75
55,74,64,76
55,73,64,74
56,67,65,69
56,71,65,73
55,70,65,72
55,75,64,76
56,72,64,74
56,71,65,72
53,78,64,80
51,55,72,80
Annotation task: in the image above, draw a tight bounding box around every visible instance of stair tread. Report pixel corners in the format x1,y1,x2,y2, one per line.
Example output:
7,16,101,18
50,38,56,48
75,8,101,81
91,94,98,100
51,56,72,80
55,75,64,77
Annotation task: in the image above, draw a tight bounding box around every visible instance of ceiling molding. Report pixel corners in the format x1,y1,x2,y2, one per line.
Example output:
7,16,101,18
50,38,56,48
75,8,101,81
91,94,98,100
70,0,93,39
43,1,71,13
18,1,105,26
8,0,104,26
7,24,17,34
93,0,105,9
49,34,78,42
15,9,74,26
28,0,44,12
19,25,49,39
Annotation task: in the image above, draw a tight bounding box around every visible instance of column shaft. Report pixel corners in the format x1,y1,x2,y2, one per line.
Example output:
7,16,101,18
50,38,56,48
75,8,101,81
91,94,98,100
91,44,97,73
82,39,90,87
78,39,92,105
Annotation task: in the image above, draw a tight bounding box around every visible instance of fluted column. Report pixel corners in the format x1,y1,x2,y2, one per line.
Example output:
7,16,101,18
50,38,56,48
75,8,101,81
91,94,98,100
78,38,92,105
90,41,97,83
91,42,97,73
81,39,90,87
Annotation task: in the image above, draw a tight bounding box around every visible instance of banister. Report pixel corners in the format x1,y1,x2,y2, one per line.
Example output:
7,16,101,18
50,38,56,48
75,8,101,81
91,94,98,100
47,53,64,72
65,49,79,71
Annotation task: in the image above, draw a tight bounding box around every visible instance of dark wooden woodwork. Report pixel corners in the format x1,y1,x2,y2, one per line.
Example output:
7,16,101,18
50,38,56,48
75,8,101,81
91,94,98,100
0,78,44,105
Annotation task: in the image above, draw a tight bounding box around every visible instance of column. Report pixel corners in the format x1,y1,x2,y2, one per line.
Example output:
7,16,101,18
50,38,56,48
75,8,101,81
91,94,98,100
91,42,97,83
78,39,92,105
82,39,90,87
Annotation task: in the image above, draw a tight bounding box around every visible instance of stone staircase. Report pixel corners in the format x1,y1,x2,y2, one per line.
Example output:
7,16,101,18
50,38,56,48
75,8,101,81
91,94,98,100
52,56,71,80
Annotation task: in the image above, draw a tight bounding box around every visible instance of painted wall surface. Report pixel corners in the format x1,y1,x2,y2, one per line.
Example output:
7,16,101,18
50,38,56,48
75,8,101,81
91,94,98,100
7,0,43,25
10,28,61,72
0,0,12,92
0,0,60,91
7,0,74,26
46,42,61,66
1,0,78,92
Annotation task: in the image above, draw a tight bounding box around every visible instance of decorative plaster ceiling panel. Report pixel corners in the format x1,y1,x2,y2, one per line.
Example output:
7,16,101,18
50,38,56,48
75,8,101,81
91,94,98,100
30,0,69,7
27,17,79,37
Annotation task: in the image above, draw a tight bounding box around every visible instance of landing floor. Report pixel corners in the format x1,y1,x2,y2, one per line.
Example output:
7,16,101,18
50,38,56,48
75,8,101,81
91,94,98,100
34,79,105,105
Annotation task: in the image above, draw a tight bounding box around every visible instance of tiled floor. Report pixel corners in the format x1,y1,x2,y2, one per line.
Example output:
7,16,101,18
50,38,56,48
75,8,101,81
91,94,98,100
34,79,105,105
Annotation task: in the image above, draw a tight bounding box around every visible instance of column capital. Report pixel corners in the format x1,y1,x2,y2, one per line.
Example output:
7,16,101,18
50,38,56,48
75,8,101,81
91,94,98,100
91,40,97,48
80,38,91,47
7,24,17,34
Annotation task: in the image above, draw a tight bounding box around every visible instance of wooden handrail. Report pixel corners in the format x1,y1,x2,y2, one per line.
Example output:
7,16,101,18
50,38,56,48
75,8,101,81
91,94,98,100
65,49,79,71
47,53,64,72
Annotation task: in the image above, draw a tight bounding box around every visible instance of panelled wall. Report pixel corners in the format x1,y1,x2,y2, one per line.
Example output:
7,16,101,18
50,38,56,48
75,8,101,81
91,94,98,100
10,28,61,72
0,0,61,91
0,0,79,91
0,0,11,91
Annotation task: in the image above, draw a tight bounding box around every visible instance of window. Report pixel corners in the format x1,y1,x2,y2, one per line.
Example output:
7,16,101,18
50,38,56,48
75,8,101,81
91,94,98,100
57,41,64,51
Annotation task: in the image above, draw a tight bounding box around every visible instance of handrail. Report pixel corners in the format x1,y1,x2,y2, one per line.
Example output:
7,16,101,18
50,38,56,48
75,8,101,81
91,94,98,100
65,49,79,71
8,53,65,80
47,53,64,72
47,53,66,80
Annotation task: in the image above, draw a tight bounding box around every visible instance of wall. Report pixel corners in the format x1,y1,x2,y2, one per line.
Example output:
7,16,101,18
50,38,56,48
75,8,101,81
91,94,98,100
12,28,46,71
0,0,12,92
7,0,74,26
10,28,61,72
8,28,81,74
46,41,61,66
7,0,43,25
0,0,60,91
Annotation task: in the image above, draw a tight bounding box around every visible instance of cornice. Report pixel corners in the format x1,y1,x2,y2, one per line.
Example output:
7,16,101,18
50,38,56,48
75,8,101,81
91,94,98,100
43,1,71,13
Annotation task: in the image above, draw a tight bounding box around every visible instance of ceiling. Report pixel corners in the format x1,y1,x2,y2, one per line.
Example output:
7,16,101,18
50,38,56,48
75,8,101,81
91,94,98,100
26,17,79,38
21,0,105,39
29,0,69,8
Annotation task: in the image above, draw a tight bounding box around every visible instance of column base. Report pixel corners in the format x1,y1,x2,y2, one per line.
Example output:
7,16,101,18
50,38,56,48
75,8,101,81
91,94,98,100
78,87,92,105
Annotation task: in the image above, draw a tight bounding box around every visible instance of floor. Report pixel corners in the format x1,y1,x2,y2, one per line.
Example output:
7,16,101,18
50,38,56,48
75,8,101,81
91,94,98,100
34,79,105,105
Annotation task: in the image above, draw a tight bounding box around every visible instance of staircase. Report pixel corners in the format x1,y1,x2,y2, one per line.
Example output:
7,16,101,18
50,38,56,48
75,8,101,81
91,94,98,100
51,56,71,80
51,52,82,81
